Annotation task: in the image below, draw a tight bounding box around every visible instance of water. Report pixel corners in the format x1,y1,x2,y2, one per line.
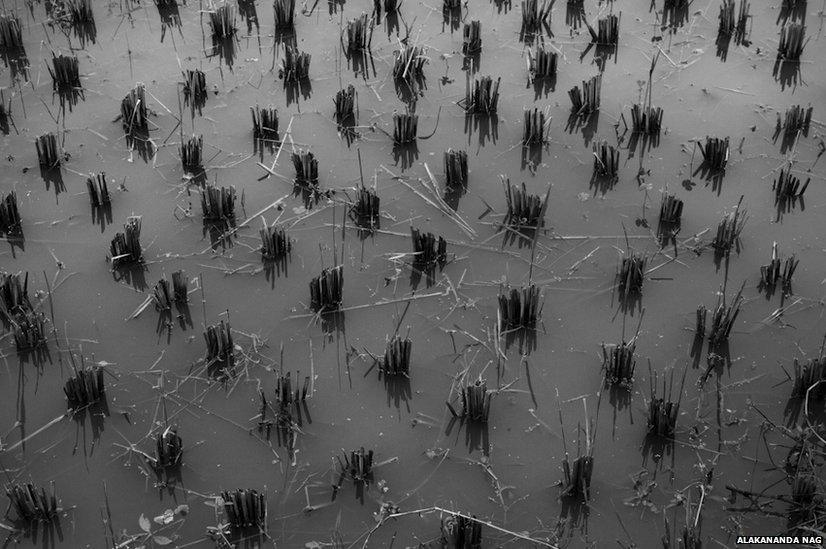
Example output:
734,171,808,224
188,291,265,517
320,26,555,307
1,0,825,546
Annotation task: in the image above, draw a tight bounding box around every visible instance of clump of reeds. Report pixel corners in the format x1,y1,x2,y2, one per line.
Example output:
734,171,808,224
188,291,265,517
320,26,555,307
64,366,105,409
292,150,318,184
0,191,22,234
444,149,468,187
221,489,266,528
410,227,447,267
498,284,543,330
153,271,188,310
782,104,813,137
0,271,32,318
121,84,148,133
0,14,24,50
280,46,310,82
48,53,81,91
569,74,602,115
589,13,620,45
646,366,686,437
260,220,291,260
209,4,236,39
602,339,637,386
275,371,309,408
592,140,619,177
447,378,492,422
309,265,344,312
790,469,820,516
13,310,47,350
339,448,374,483
777,22,805,61
462,20,481,53
711,197,747,254
350,186,380,230
526,45,557,80
758,242,798,295
182,69,207,112
617,252,647,298
698,136,729,171
380,335,412,376
273,0,295,29
718,0,736,35
631,104,663,134
5,482,59,522
86,172,110,207
110,216,143,266
180,135,203,172
708,284,744,347
334,85,357,120
344,13,373,53
440,514,482,548
522,108,550,144
154,427,183,468
204,320,235,368
251,104,278,139
658,193,683,226
773,167,809,202
373,0,400,18
461,75,501,114
201,185,236,221
392,45,427,82
790,356,826,398
36,133,60,167
503,180,548,228
393,111,418,144
521,0,552,34
695,305,707,337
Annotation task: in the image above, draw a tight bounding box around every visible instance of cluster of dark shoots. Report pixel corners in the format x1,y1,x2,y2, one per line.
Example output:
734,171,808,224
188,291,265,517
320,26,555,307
154,426,183,469
152,270,188,311
110,216,143,267
460,75,501,114
498,284,543,331
36,133,61,167
63,366,105,410
758,242,798,296
410,227,447,268
5,482,60,523
447,378,492,423
259,220,291,261
0,191,22,235
646,364,687,437
440,514,482,548
86,172,110,207
309,265,344,312
569,74,602,117
380,334,412,377
220,489,266,528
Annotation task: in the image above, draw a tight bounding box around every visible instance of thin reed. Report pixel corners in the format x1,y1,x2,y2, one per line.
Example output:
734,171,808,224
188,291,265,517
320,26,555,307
698,136,729,171
758,242,798,295
790,357,826,398
658,193,683,225
154,427,183,468
0,14,23,50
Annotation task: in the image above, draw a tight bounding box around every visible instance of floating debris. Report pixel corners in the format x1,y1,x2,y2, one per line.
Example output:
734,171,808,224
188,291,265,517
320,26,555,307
85,172,110,208
281,46,310,81
569,74,602,116
209,4,236,39
273,0,296,29
309,265,344,312
447,378,492,422
35,133,61,167
260,220,292,260
154,426,183,468
526,45,558,81
758,242,798,296
522,108,550,144
462,20,481,54
251,104,279,139
110,216,143,267
344,13,373,53
380,335,412,376
64,366,105,410
0,191,22,234
393,111,418,144
708,283,744,347
498,284,543,330
444,149,468,188
461,75,501,114
180,135,204,173
334,85,357,120
440,514,482,548
5,482,59,522
646,365,686,437
201,185,236,221
410,227,447,267
602,339,637,386
121,84,148,134
221,489,266,528
777,22,805,61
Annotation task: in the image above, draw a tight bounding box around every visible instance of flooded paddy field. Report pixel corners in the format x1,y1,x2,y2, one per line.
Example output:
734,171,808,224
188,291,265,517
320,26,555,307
1,0,825,546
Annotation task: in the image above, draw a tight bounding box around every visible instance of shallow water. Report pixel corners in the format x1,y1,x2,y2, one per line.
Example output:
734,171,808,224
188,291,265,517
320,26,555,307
1,0,825,547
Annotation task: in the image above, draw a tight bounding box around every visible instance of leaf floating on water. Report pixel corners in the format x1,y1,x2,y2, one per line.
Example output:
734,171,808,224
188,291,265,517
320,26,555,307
174,504,189,516
138,513,151,533
152,535,173,545
305,543,323,549
577,192,590,202
154,509,174,525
